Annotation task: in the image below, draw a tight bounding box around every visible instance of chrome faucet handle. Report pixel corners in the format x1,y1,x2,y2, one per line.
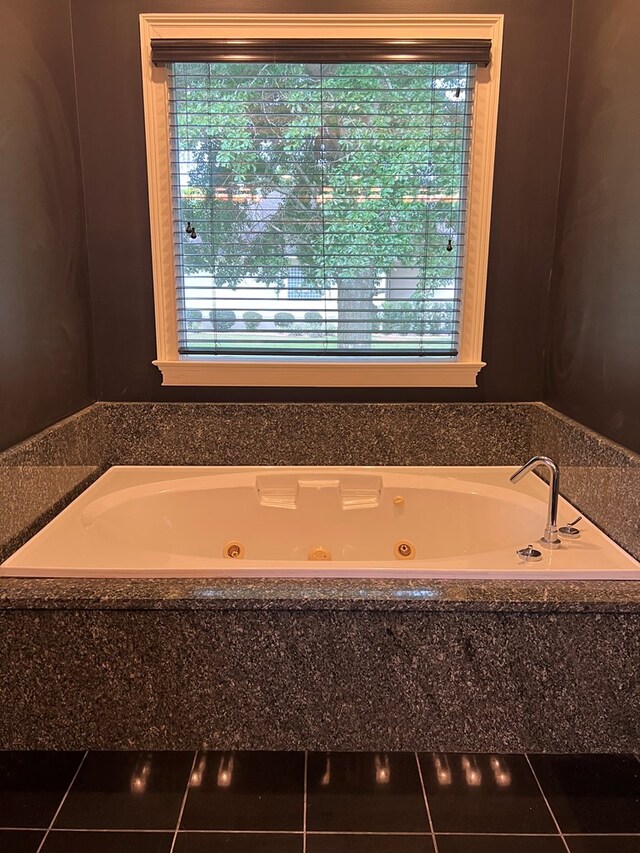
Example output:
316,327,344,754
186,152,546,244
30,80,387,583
559,516,582,539
516,544,543,562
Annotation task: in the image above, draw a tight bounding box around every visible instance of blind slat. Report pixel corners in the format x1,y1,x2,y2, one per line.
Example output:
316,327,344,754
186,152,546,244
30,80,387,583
178,349,460,357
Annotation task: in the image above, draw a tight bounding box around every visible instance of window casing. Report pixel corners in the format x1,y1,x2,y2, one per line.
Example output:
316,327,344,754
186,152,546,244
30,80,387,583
140,14,504,387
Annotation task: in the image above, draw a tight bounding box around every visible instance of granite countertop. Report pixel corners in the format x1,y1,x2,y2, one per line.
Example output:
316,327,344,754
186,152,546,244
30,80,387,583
2,575,640,612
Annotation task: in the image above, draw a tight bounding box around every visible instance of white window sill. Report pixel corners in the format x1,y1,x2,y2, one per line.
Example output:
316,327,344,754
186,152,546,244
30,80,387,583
154,358,485,387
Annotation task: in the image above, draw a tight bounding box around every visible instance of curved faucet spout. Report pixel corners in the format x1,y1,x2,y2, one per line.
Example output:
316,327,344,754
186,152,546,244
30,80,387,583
510,456,561,549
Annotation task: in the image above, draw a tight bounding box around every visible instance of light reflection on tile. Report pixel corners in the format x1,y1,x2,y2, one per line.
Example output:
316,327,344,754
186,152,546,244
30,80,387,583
307,752,429,833
179,751,304,831
419,753,557,835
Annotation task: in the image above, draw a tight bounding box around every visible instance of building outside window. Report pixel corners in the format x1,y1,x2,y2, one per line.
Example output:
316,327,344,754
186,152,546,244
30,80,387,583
287,267,322,301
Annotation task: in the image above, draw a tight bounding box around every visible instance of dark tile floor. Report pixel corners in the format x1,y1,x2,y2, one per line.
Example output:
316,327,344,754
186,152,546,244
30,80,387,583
1,751,639,852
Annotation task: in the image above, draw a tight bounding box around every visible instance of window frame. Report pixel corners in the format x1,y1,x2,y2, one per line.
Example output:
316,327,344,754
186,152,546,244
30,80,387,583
139,13,504,387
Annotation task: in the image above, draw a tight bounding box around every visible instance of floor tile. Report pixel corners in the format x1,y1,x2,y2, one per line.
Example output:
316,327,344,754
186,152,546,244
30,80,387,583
306,752,429,833
179,752,304,831
436,836,567,853
307,834,434,852
53,751,194,830
41,830,174,852
566,838,640,852
418,753,557,834
0,752,84,828
0,830,45,853
174,832,303,852
530,754,640,833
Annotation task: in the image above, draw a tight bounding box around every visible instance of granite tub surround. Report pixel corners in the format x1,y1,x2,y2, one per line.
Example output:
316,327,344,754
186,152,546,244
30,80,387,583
0,399,637,569
2,608,640,751
0,401,534,566
0,406,107,562
1,403,106,468
0,464,98,562
90,401,534,467
6,576,640,612
87,401,637,556
531,404,640,561
1,402,640,753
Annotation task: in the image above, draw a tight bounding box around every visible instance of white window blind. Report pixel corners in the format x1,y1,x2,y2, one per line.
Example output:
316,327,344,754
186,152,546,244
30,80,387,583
168,59,477,356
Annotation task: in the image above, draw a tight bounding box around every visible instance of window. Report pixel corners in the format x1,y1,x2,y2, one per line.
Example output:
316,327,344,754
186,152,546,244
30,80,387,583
172,59,473,356
140,14,503,386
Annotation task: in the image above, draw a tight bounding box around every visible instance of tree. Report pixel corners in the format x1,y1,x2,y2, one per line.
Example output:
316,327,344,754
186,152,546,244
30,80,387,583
175,61,470,349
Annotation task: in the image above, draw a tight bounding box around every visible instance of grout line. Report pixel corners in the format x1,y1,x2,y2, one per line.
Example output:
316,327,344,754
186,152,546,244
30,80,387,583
44,829,177,834
307,830,560,836
302,750,308,853
525,755,572,853
169,751,199,853
415,752,439,853
46,829,304,835
564,834,640,838
307,831,432,836
0,828,50,832
17,827,640,837
432,832,582,838
35,751,88,853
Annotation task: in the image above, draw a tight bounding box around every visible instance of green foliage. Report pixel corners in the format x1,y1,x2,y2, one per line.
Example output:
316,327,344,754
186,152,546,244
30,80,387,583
209,308,236,331
422,301,453,335
379,301,414,336
185,308,202,330
379,298,453,335
274,311,295,330
242,310,263,331
303,310,323,336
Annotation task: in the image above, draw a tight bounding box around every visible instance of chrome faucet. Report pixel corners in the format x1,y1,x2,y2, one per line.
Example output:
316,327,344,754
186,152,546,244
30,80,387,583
510,456,561,549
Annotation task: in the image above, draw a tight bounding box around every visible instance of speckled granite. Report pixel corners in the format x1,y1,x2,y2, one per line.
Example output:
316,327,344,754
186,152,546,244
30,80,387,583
0,466,99,562
1,402,639,752
0,399,637,591
0,401,532,567
1,608,639,751
92,401,533,467
2,404,107,467
531,404,640,560
0,406,108,560
3,576,640,612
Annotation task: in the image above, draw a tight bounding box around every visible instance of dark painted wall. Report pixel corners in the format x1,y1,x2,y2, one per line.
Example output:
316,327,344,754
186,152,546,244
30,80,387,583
0,1,93,451
545,0,640,453
69,0,572,403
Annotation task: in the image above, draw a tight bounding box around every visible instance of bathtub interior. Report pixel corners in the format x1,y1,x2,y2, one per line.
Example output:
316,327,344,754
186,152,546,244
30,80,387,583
2,466,639,579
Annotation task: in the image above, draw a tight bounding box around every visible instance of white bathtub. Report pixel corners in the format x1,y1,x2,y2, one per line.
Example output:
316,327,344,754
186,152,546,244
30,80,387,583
2,465,638,579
